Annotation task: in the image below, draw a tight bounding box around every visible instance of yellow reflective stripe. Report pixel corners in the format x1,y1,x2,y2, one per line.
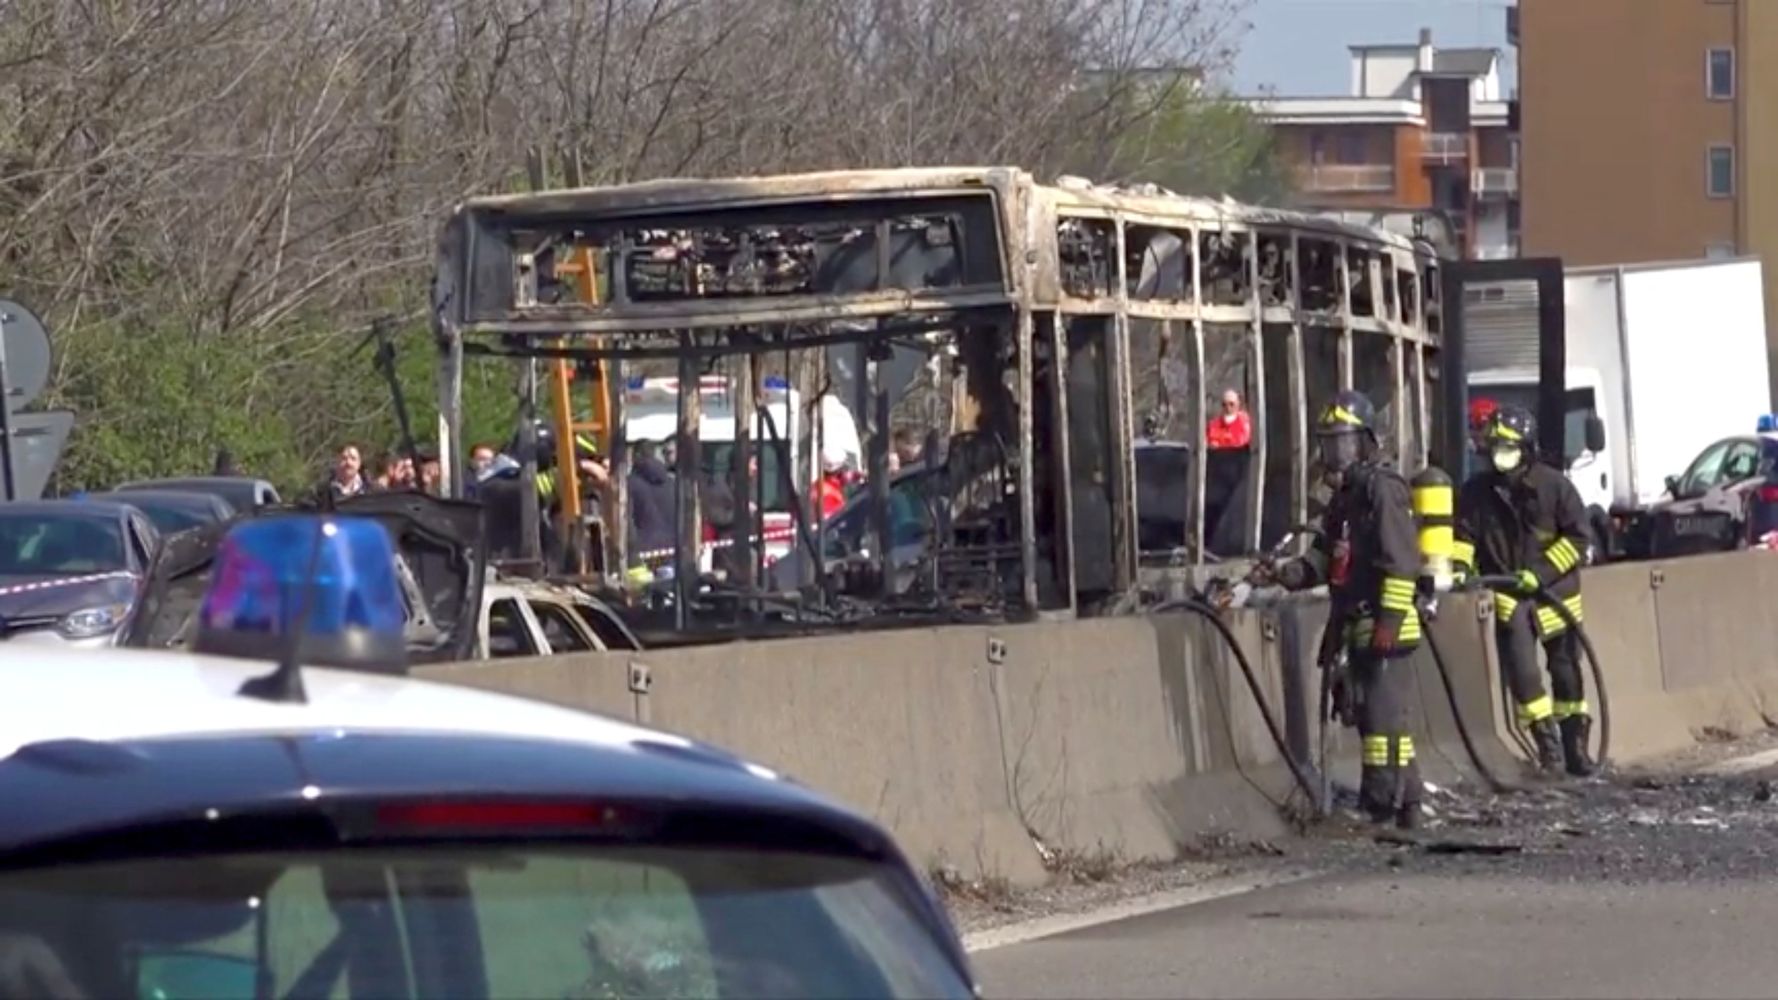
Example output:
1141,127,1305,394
574,433,599,453
536,471,557,499
1397,614,1422,642
1452,540,1476,569
1534,595,1584,637
1420,525,1455,559
1545,538,1581,573
1553,699,1589,718
1494,424,1523,442
1412,484,1453,517
1380,575,1418,613
1494,592,1518,620
1322,405,1365,427
1362,735,1415,765
1517,694,1554,724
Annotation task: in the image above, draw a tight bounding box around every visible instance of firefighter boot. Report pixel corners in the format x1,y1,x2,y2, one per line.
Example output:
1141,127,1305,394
1561,715,1597,777
1529,718,1565,774
1358,766,1396,824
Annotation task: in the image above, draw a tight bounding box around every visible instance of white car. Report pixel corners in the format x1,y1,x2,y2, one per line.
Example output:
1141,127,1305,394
478,575,641,658
0,644,976,999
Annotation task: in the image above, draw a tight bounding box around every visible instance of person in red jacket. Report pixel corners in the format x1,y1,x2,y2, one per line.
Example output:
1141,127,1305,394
1207,389,1253,450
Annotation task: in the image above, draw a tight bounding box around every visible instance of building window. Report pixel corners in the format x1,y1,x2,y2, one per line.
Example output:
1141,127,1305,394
1707,48,1735,100
1708,145,1735,197
1336,131,1366,164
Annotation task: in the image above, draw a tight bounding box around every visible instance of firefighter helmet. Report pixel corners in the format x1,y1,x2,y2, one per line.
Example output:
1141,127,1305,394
1482,405,1537,451
1316,390,1377,437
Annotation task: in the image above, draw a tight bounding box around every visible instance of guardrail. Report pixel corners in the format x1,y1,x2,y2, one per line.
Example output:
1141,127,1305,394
423,549,1778,886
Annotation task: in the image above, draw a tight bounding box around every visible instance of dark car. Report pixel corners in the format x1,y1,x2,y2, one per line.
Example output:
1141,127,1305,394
0,500,159,647
0,649,978,1000
84,489,235,536
1641,432,1778,558
114,476,281,512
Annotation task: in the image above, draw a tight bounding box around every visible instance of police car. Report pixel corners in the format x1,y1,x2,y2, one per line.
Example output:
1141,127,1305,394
1638,417,1778,558
0,515,976,1000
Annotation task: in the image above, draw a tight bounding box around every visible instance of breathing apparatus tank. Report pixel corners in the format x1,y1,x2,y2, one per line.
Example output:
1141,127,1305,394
1412,466,1457,594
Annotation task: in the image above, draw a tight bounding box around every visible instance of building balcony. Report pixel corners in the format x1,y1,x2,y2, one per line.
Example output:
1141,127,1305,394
1298,163,1396,193
1421,131,1469,164
1472,166,1519,197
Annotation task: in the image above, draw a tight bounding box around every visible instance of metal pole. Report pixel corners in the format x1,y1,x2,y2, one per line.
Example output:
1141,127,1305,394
674,331,703,626
518,358,541,568
732,347,757,595
0,311,19,502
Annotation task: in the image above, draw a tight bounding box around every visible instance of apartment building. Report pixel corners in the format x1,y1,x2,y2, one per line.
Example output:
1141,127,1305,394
1519,0,1778,269
1248,29,1518,259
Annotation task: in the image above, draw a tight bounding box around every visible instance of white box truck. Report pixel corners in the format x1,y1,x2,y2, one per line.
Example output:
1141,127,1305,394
1464,256,1771,557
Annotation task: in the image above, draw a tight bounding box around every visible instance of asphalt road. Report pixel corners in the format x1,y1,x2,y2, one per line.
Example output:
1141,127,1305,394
974,870,1778,999
973,748,1778,999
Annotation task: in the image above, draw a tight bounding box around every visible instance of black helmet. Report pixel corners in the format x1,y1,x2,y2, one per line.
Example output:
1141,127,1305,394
506,419,558,471
1316,390,1377,437
1482,405,1536,473
1481,405,1536,450
1315,390,1378,478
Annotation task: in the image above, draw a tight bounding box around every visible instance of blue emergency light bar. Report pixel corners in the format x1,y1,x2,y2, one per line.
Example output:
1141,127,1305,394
1760,414,1777,433
194,515,408,674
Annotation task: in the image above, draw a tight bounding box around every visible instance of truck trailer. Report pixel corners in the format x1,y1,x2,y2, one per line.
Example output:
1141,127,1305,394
1463,256,1771,558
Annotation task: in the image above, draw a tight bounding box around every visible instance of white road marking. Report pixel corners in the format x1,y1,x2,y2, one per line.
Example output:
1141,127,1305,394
1701,746,1778,777
962,870,1320,953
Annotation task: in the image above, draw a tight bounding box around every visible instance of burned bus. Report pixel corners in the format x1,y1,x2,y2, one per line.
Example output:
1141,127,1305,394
430,167,1445,626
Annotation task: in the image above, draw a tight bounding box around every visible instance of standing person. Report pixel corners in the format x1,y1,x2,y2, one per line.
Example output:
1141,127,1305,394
374,453,415,492
1206,388,1253,451
416,449,443,496
891,427,924,469
324,444,369,501
815,443,849,520
1269,391,1426,828
627,440,678,556
469,443,498,480
1454,405,1595,776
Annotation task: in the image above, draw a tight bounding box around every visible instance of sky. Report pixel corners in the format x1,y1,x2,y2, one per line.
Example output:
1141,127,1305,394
1227,0,1518,98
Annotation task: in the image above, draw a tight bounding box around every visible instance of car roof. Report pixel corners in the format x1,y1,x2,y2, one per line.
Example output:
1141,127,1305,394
0,646,725,765
87,489,230,510
0,649,923,871
0,499,138,520
118,476,273,489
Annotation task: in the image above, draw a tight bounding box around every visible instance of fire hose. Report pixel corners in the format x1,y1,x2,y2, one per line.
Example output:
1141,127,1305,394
1150,595,1325,813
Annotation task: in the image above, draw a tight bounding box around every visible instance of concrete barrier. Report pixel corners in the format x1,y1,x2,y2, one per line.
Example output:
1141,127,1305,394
416,550,1778,885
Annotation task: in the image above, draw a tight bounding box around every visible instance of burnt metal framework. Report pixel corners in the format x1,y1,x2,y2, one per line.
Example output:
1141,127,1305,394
430,168,1443,622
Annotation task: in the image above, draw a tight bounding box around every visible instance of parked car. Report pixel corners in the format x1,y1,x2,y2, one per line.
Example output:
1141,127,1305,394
481,576,643,658
0,635,975,998
0,500,159,648
84,488,235,536
1639,429,1778,558
114,475,281,511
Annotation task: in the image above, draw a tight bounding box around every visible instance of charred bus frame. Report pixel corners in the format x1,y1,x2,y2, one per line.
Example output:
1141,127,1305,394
430,168,1444,625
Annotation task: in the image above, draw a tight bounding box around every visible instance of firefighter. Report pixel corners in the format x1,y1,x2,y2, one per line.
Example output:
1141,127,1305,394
1454,404,1595,777
1272,390,1427,828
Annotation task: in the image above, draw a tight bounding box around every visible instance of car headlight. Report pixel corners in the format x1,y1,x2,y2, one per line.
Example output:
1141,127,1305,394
57,604,130,639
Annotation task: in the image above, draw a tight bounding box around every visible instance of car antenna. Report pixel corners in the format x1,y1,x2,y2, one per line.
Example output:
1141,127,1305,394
237,520,330,705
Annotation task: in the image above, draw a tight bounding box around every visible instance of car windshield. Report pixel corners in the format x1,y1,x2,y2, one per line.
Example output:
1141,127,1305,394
0,844,968,1000
0,513,127,577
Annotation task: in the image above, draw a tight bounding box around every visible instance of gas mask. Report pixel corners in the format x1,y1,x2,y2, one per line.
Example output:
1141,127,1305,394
1491,443,1523,475
1317,431,1364,484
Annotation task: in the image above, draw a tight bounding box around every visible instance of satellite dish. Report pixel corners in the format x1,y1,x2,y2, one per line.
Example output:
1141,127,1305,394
0,299,52,410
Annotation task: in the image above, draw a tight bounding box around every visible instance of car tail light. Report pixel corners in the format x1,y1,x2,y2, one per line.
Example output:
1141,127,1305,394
376,800,632,832
1758,485,1778,504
